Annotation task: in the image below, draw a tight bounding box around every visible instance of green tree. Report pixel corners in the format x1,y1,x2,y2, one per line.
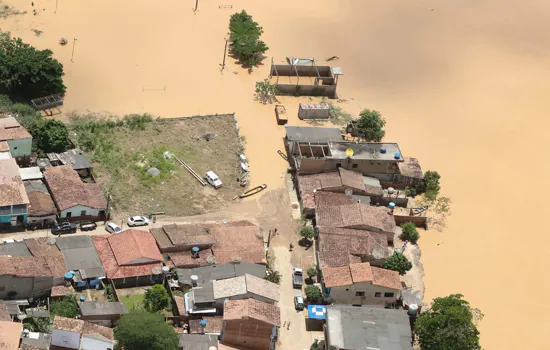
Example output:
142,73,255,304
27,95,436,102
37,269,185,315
229,10,269,67
300,225,315,242
307,266,318,280
50,294,79,318
415,294,483,350
356,109,386,142
143,284,171,313
264,270,282,285
382,252,412,276
0,32,65,99
310,339,321,350
415,170,441,201
23,317,51,333
305,285,322,302
400,223,420,244
114,310,179,350
28,119,69,154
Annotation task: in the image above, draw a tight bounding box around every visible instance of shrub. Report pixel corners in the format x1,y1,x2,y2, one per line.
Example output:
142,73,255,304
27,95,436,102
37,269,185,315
382,252,412,276
143,284,171,313
305,285,322,302
399,222,420,244
115,311,179,350
307,267,318,280
50,294,79,318
28,119,69,154
415,170,441,201
300,226,315,241
264,270,282,285
356,109,386,142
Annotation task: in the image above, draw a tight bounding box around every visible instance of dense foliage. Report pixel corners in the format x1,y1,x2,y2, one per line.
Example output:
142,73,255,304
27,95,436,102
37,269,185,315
382,252,413,276
400,222,420,244
28,119,69,154
415,294,483,350
300,225,315,240
255,79,278,103
114,311,179,350
0,94,41,129
415,170,441,201
50,294,79,318
264,270,282,284
356,109,386,142
143,284,171,313
229,10,268,67
305,284,322,302
0,32,65,99
307,267,318,279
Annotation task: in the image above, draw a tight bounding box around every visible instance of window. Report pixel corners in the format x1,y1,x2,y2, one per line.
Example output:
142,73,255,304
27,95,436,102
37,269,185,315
66,212,72,218
345,288,349,291
13,146,17,150
352,164,358,169
355,291,365,297
375,292,381,297
80,210,87,216
384,292,395,298
336,163,342,168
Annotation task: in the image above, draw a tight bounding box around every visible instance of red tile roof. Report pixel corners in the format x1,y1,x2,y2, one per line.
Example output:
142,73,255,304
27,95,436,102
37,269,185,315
44,165,107,211
0,158,29,207
189,316,223,334
0,141,9,152
0,320,22,350
169,250,212,268
25,237,63,257
0,117,32,141
53,316,114,340
51,284,75,297
0,255,66,278
371,266,402,290
323,266,353,288
316,203,396,233
108,230,163,265
173,296,187,316
323,262,401,291
315,191,354,208
93,235,162,279
223,298,280,326
349,262,374,283
210,222,265,265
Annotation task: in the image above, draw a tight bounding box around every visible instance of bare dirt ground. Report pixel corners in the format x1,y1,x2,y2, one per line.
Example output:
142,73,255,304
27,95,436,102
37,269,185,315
73,115,245,219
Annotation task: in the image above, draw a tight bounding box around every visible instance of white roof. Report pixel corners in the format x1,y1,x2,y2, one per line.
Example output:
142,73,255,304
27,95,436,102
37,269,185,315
0,151,11,160
19,167,43,181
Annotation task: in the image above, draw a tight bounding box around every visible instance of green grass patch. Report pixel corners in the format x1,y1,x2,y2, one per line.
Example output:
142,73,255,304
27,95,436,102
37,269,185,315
120,294,145,311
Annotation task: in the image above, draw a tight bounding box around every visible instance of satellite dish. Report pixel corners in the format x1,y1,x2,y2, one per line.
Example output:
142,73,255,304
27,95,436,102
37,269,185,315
345,148,354,157
17,314,27,321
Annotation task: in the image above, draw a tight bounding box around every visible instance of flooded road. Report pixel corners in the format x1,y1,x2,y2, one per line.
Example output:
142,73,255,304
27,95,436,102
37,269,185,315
3,0,550,347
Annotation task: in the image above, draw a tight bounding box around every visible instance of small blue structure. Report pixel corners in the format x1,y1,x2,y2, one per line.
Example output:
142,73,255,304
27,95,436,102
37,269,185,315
200,320,207,327
79,296,86,301
307,305,327,320
394,152,401,160
389,202,396,209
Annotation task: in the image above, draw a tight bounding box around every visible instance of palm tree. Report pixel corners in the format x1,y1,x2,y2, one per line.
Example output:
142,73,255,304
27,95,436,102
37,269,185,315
264,270,282,285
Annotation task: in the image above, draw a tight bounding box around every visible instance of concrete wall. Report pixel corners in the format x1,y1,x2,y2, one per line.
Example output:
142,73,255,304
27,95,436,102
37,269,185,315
222,319,274,350
51,329,81,349
296,158,401,176
394,215,428,228
7,138,32,158
276,84,337,98
60,205,100,219
325,281,399,306
112,274,163,289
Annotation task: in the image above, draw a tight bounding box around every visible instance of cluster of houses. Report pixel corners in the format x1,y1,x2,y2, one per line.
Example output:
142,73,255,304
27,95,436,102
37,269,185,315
0,115,106,231
285,125,427,349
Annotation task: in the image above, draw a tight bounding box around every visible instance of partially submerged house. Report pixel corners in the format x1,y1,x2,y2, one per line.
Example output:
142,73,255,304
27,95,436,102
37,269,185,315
0,158,30,228
317,227,389,268
24,180,57,228
78,301,128,327
51,316,114,350
316,202,397,243
0,116,32,164
322,262,402,306
93,230,164,288
44,165,107,222
152,221,266,267
221,298,280,350
324,305,412,350
56,236,105,288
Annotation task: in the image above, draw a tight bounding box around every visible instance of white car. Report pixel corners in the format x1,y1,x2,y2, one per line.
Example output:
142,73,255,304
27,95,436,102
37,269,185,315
205,171,222,189
127,216,149,227
105,222,122,234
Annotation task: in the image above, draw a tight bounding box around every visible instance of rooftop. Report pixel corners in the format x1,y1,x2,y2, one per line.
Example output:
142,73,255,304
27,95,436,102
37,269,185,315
0,158,30,207
0,320,22,350
192,281,215,303
25,237,63,257
176,261,266,287
326,305,412,350
178,334,218,350
24,181,57,216
93,233,162,279
19,167,43,181
53,316,114,340
328,141,403,162
0,255,65,278
0,116,32,142
213,274,279,302
78,301,128,316
20,332,51,350
0,301,10,321
56,236,105,279
223,298,280,327
398,157,423,179
0,241,31,257
0,141,9,152
323,262,401,290
46,148,92,170
189,316,223,334
44,165,107,211
316,203,396,234
285,125,343,142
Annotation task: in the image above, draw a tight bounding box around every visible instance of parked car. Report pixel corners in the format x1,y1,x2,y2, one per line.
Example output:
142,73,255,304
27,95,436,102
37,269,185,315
127,216,149,227
105,222,122,234
51,222,77,235
294,295,305,311
79,221,97,231
292,268,304,289
205,171,222,189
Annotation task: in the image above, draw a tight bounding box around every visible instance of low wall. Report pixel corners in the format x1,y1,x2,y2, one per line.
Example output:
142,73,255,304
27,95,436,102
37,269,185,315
276,84,336,98
394,215,428,228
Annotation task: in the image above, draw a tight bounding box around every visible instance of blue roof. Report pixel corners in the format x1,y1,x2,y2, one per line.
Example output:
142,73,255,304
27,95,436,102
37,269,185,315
307,305,327,320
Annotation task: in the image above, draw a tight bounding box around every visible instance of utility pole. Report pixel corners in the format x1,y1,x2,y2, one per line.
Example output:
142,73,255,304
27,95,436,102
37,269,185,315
221,38,229,71
193,0,198,12
54,0,58,14
71,37,77,62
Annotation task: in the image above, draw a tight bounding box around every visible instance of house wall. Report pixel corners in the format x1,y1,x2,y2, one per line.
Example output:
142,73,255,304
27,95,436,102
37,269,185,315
80,335,114,350
51,329,81,349
0,275,53,299
27,214,57,226
112,274,163,289
7,138,32,158
60,205,100,219
325,281,399,306
222,319,274,350
394,215,428,228
296,158,401,176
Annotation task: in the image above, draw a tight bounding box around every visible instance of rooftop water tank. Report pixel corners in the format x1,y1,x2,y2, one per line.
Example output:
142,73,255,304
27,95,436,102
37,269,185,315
190,275,199,287
162,266,170,274
387,187,394,194
394,152,401,160
200,320,207,327
380,147,387,154
192,247,200,258
388,202,396,209
79,296,86,302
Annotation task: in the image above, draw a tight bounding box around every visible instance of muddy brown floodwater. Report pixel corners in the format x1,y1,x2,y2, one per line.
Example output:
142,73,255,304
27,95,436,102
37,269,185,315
3,0,550,347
